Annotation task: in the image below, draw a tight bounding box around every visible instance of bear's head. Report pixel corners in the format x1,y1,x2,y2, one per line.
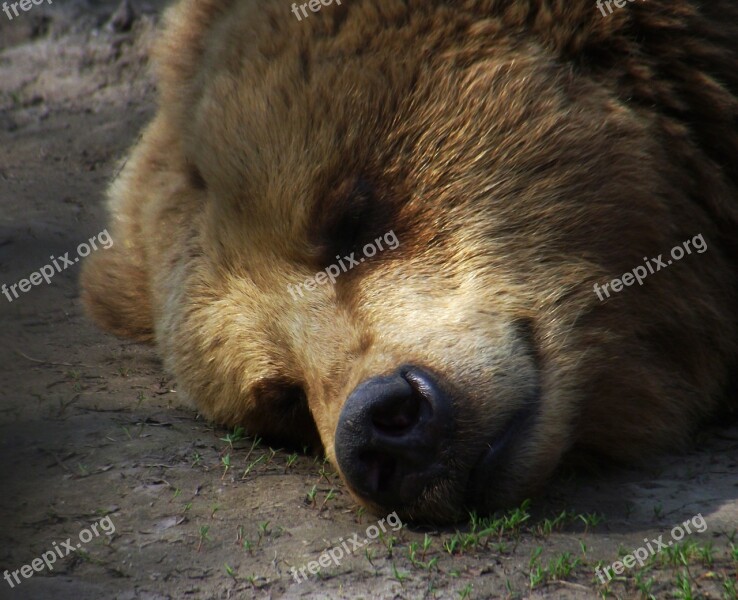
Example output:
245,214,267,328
83,0,738,522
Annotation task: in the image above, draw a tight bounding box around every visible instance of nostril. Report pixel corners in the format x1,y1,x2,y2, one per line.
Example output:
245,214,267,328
359,451,397,494
370,394,421,435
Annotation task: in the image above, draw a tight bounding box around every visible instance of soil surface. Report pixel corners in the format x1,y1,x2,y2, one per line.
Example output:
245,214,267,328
1,2,737,599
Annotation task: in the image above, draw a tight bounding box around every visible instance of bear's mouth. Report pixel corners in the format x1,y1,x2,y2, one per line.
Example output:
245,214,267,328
464,393,539,512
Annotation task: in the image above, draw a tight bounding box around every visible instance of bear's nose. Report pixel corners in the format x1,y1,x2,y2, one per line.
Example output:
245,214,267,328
334,366,454,511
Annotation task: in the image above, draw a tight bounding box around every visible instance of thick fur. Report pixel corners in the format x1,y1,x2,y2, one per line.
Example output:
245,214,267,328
81,0,738,522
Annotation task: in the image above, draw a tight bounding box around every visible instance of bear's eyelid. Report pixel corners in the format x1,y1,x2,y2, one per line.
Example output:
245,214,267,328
310,176,376,258
186,163,207,191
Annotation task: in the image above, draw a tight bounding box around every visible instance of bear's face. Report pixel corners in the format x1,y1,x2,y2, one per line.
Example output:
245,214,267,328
84,1,735,523
159,25,713,522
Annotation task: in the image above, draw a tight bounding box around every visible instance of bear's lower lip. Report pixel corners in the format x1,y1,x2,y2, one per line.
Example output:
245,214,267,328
465,399,538,511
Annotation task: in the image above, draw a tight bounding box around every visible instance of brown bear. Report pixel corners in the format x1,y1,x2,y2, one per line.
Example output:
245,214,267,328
81,0,738,522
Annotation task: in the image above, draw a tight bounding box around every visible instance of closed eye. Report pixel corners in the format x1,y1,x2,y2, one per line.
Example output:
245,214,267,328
310,176,377,265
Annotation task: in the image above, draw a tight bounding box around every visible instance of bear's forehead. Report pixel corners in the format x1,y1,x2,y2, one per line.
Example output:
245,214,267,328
182,48,564,212
173,2,553,195
170,0,639,252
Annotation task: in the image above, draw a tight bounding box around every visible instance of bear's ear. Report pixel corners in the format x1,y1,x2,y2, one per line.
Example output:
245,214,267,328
504,1,738,263
80,243,154,343
153,0,234,112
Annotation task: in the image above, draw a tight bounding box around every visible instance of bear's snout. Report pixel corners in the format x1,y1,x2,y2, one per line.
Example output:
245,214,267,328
334,366,454,511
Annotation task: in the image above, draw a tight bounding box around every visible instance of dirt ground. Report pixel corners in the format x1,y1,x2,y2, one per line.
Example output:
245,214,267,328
0,1,737,599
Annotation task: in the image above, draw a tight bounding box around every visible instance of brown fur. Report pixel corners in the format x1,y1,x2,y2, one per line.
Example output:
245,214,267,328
81,0,738,521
